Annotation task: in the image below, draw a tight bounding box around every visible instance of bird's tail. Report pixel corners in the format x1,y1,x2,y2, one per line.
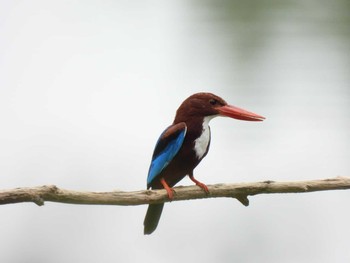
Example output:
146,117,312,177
143,203,164,235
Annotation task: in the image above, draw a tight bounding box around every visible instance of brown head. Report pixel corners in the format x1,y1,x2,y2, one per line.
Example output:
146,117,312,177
173,92,265,124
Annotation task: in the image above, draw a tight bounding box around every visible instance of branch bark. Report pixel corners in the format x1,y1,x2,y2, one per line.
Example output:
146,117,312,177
0,176,349,207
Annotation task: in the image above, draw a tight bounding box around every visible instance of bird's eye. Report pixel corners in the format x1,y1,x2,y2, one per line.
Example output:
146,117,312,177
209,99,217,105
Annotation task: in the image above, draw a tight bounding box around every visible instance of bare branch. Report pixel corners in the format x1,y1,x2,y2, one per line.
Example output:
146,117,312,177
0,176,349,207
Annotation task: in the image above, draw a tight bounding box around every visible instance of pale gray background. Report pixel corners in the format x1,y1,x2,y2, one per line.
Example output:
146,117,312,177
1,1,349,262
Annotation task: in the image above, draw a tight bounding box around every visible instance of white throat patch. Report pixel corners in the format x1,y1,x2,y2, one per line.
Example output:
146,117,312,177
194,116,216,160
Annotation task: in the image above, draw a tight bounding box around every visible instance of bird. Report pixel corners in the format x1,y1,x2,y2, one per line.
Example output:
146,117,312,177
143,92,265,234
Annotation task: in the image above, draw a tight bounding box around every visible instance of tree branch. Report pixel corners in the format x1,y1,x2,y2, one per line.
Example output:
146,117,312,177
0,176,349,207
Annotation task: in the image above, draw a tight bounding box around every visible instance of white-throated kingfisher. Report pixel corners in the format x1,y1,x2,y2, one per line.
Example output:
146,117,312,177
144,92,265,234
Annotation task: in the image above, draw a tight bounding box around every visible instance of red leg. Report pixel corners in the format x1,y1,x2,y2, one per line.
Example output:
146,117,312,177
189,173,209,194
160,178,174,200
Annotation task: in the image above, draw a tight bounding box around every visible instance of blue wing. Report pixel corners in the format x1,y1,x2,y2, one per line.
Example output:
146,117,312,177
147,122,187,188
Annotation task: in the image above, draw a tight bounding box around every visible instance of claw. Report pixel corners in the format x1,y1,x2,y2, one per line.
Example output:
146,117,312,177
160,178,174,200
189,174,209,194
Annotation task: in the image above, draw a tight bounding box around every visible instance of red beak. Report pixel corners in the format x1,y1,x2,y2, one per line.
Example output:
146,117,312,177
217,105,265,121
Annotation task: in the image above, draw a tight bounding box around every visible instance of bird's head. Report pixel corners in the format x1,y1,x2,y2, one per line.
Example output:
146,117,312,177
174,92,265,123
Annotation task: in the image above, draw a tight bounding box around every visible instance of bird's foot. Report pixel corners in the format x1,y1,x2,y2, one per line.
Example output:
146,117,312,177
165,188,174,200
160,178,174,200
196,181,209,194
189,175,209,194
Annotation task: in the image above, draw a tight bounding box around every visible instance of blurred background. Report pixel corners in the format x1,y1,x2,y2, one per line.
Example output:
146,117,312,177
0,0,349,262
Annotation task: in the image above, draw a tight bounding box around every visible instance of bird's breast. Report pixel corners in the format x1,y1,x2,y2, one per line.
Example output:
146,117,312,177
193,116,212,160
